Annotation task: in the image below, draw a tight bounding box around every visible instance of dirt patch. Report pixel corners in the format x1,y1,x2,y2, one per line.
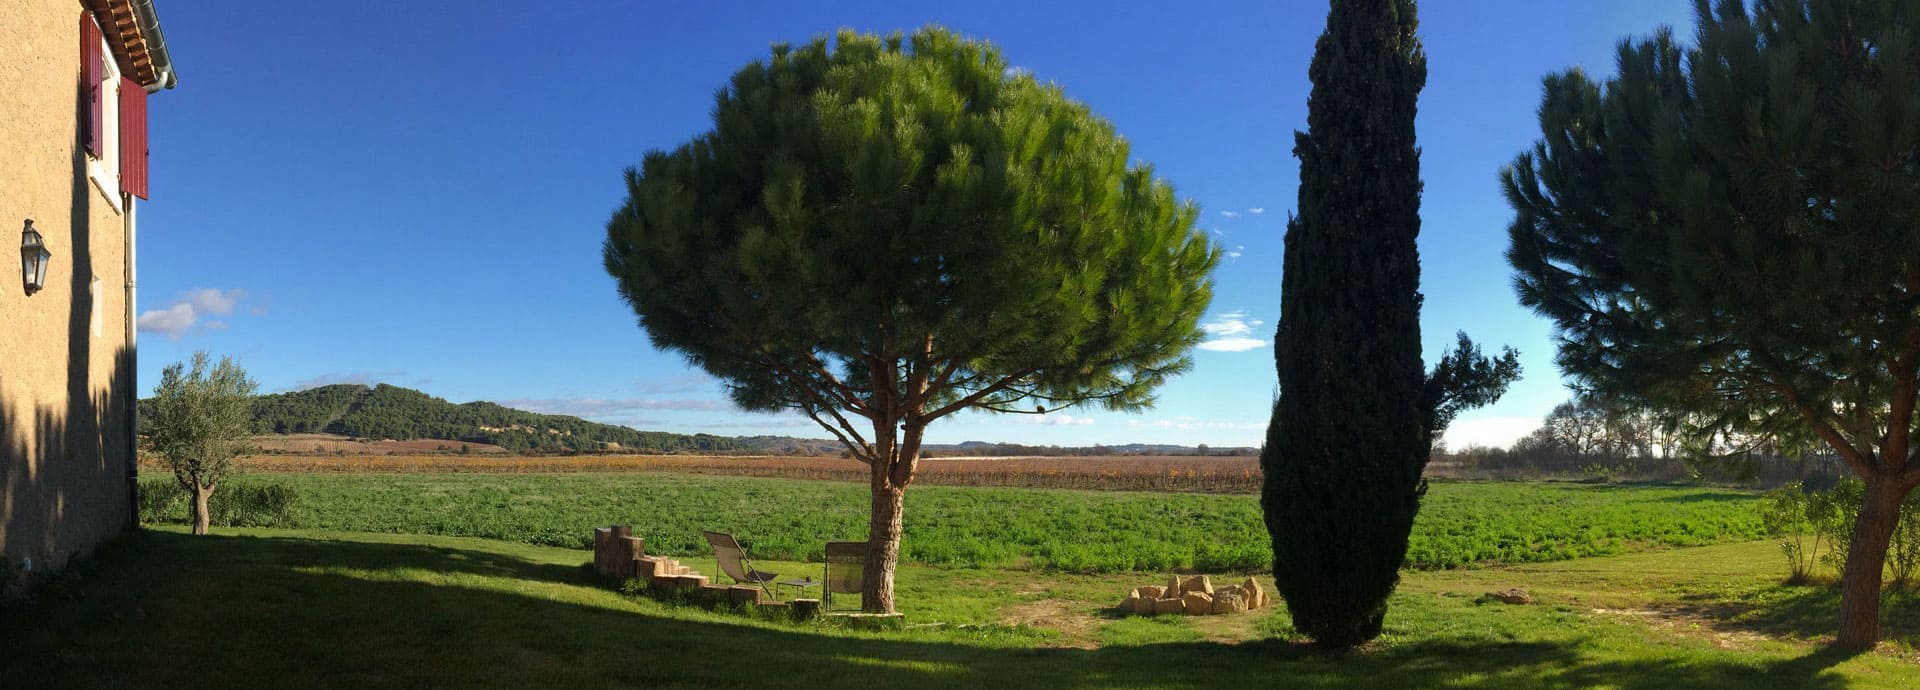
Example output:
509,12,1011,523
999,599,1104,649
1589,606,1771,650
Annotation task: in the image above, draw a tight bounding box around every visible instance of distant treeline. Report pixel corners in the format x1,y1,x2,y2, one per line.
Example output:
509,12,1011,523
1433,397,1847,487
143,384,741,454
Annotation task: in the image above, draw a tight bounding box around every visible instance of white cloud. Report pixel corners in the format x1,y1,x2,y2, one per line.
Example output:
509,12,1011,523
1441,416,1543,451
187,288,245,315
136,288,251,340
1197,337,1266,352
1015,413,1096,426
1219,210,1239,218
1197,310,1269,352
1226,244,1245,259
1247,207,1265,215
136,303,196,339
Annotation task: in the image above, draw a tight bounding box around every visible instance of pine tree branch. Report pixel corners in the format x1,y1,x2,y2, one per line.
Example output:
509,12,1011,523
925,368,1040,421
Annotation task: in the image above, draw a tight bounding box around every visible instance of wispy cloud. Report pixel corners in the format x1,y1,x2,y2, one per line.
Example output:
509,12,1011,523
136,288,251,340
1015,413,1096,426
1125,418,1266,432
1226,244,1245,259
1197,310,1268,352
1247,207,1265,215
1219,210,1239,218
502,397,730,418
634,374,712,395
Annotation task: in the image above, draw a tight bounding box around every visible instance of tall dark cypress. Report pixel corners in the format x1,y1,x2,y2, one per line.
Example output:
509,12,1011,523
1263,0,1429,649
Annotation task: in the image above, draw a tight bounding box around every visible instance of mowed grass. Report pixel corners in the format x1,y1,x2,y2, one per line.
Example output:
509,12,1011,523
5,526,1918,689
146,474,1765,572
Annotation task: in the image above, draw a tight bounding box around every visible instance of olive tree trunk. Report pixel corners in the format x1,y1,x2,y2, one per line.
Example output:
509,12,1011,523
190,483,215,536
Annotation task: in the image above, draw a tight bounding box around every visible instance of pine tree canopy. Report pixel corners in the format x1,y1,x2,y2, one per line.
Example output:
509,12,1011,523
604,26,1217,457
1504,0,1920,649
604,26,1218,613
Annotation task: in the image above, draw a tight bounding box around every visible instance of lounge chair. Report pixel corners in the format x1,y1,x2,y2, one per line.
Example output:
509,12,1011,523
822,540,865,611
704,530,779,597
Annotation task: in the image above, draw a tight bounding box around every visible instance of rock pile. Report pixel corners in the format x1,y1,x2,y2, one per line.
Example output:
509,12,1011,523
1117,575,1273,616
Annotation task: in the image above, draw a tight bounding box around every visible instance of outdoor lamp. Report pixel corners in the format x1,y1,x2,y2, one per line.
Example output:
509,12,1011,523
21,219,51,295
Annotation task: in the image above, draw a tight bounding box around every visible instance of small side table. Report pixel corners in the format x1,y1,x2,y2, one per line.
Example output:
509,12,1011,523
776,577,821,601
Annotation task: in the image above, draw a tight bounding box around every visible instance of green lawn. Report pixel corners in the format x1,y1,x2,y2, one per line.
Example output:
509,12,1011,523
144,474,1767,572
5,526,1918,688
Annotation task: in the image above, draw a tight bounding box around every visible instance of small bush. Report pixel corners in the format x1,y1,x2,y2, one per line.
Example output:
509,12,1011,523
137,477,298,528
1761,478,1920,587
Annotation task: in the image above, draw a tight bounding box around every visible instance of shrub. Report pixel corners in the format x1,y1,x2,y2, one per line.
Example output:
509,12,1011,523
138,477,298,529
1762,479,1920,588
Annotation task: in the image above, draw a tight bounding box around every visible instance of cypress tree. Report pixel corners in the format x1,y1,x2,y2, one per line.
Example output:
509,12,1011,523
1263,0,1517,649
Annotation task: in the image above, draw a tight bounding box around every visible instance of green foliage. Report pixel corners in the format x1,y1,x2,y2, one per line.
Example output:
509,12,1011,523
604,27,1216,431
146,351,258,523
1763,480,1920,588
1264,0,1518,649
227,383,741,454
201,474,1763,573
1504,0,1920,647
139,477,299,529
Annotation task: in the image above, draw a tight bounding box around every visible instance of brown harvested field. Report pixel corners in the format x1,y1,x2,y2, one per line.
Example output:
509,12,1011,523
248,434,513,456
207,454,1264,494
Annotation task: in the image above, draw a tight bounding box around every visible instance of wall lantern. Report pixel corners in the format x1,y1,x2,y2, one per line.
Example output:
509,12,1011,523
21,219,51,296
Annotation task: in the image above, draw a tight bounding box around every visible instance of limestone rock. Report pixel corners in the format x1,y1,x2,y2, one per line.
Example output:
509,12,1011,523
1241,578,1267,609
1166,576,1183,597
1181,591,1213,615
1137,585,1166,599
1120,589,1145,614
1212,591,1248,615
1152,597,1186,615
1181,575,1214,596
1486,588,1533,605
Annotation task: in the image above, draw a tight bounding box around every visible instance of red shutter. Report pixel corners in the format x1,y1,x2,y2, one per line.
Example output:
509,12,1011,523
82,13,103,158
120,77,149,199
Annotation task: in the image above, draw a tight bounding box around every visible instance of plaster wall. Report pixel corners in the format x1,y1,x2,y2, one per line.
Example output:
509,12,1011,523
0,0,138,591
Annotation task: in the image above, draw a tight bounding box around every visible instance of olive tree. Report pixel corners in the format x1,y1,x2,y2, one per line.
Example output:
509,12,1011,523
146,351,257,535
604,27,1217,613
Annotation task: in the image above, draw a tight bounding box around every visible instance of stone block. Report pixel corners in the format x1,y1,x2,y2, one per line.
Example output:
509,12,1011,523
1241,578,1267,609
791,598,822,621
1212,591,1248,615
1182,591,1213,615
1152,597,1186,615
1137,585,1166,599
1181,575,1214,596
1166,576,1183,597
728,585,765,606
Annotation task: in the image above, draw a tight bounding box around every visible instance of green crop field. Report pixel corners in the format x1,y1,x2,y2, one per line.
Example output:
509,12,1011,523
142,474,1765,573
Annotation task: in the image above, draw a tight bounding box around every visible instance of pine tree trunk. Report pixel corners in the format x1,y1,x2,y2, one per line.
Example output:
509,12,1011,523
863,480,906,614
1835,477,1905,650
191,484,213,536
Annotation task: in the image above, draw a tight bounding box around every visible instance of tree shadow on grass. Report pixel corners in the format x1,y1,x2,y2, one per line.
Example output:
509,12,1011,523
1667,582,1920,649
0,530,1872,690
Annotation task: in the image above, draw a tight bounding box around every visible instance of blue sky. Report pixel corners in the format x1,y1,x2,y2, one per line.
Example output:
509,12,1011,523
133,1,1698,448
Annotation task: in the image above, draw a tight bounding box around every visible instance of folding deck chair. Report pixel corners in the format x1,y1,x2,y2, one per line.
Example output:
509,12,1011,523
704,530,780,598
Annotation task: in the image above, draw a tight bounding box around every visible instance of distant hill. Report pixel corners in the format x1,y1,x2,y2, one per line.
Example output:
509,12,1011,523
176,384,742,454
141,383,1256,457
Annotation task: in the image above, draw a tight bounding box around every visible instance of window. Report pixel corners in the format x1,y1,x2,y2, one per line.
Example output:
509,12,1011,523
82,13,122,210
